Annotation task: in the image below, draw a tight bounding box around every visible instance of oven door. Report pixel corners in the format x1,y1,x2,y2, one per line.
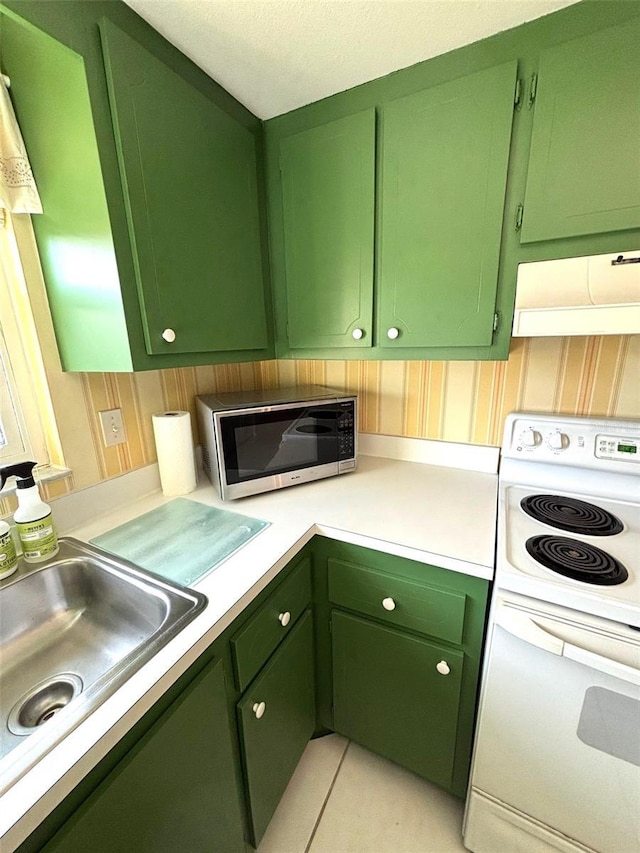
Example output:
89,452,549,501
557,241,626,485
466,593,640,853
215,398,356,499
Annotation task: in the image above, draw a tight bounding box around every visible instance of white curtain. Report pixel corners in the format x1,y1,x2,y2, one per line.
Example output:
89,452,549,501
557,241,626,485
0,76,42,214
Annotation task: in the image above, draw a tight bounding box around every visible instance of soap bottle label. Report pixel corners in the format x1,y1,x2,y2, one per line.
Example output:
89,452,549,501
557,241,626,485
17,514,58,560
0,529,18,576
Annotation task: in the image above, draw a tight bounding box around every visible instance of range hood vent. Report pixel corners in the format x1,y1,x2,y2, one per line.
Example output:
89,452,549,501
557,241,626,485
512,251,640,337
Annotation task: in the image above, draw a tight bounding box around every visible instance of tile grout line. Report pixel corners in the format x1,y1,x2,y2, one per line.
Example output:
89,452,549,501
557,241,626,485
304,739,352,853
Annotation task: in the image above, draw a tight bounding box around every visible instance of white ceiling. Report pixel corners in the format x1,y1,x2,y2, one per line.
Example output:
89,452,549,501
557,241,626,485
123,0,579,119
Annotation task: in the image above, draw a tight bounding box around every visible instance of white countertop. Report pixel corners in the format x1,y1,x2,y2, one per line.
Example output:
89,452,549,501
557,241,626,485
1,445,498,851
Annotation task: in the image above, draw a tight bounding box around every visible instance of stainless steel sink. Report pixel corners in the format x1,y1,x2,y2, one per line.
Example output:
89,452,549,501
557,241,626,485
0,537,207,793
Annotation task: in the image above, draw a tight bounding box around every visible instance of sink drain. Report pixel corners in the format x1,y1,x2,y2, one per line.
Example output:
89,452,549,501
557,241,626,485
8,673,83,736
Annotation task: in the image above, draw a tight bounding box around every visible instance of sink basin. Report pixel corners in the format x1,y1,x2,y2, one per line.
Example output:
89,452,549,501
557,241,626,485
0,537,207,793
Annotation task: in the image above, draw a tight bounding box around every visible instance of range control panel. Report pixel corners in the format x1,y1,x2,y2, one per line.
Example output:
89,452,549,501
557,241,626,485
502,413,640,469
595,434,639,462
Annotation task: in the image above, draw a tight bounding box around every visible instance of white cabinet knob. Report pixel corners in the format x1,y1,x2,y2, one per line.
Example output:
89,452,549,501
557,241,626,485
436,660,451,676
252,701,266,719
387,327,400,340
382,597,396,611
161,328,176,343
278,611,291,627
352,328,364,340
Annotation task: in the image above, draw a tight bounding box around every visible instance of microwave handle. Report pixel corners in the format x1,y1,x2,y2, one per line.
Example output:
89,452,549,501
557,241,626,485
496,604,640,687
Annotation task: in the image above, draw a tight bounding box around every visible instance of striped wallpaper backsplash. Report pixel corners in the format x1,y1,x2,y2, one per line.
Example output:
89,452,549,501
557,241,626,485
2,335,638,514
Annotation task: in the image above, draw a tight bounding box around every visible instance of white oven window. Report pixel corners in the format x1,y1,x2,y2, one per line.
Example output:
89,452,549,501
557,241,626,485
578,686,640,766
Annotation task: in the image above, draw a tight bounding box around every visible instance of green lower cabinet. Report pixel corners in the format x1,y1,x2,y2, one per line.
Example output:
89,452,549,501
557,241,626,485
237,609,316,847
41,658,245,853
15,539,489,850
332,610,464,791
313,537,489,797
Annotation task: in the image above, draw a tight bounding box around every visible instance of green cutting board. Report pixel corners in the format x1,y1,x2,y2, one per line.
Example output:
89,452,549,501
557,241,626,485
91,498,269,586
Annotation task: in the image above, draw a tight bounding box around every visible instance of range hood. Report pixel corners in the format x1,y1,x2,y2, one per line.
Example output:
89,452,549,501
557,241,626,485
512,251,640,337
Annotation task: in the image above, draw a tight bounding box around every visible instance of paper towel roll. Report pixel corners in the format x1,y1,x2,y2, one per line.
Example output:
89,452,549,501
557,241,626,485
152,411,197,496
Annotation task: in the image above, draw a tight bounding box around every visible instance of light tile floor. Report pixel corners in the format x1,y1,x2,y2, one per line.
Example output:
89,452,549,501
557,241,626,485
258,735,468,853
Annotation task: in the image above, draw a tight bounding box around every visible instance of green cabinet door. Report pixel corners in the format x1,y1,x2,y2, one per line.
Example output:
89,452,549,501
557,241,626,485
42,658,245,853
378,61,517,348
99,20,269,356
237,609,315,847
521,18,640,243
279,111,375,348
332,610,464,792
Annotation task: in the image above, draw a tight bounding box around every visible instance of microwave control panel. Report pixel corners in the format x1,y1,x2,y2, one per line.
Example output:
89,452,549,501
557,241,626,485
337,401,356,460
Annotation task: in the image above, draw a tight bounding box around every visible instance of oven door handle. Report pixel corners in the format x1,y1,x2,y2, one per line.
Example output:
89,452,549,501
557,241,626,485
496,604,640,686
562,643,640,686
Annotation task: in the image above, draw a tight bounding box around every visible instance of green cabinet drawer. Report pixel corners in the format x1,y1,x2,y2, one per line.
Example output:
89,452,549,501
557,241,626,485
332,610,464,791
328,557,466,644
237,609,315,847
231,556,312,692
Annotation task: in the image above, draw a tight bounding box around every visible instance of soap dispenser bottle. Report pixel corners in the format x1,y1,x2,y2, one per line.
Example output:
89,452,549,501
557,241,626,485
0,462,59,563
0,517,18,579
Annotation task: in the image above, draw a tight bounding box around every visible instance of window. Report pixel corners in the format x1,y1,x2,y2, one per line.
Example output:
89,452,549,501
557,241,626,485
0,210,51,467
0,325,32,463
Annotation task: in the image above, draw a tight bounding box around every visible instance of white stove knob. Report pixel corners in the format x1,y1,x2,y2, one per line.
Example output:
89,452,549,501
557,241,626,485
520,428,541,448
547,431,569,451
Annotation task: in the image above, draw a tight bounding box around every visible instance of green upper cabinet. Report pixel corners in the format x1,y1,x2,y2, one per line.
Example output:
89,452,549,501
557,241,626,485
0,11,133,372
1,2,273,371
268,62,519,359
378,61,517,348
265,3,640,361
520,18,640,244
99,19,269,356
279,111,375,349
6,0,640,370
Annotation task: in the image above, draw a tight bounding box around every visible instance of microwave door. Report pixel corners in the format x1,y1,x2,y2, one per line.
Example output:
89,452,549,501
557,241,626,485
219,403,341,488
272,416,338,469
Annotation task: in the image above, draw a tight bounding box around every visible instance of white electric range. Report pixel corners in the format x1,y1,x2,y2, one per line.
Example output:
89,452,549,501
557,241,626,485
464,413,640,853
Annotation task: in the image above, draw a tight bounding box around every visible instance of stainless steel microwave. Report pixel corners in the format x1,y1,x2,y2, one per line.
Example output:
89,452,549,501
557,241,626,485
196,385,357,500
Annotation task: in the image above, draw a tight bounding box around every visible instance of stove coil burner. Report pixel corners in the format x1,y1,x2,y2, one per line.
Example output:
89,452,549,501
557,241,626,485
525,535,628,585
520,494,623,536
